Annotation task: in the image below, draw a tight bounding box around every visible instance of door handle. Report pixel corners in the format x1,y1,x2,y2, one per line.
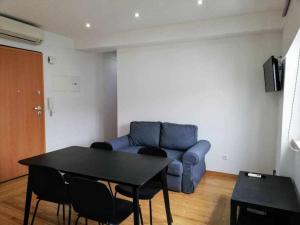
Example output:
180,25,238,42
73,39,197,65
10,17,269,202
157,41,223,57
34,106,42,111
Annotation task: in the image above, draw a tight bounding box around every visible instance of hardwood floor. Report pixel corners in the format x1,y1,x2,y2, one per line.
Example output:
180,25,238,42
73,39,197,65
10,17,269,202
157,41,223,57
0,172,236,225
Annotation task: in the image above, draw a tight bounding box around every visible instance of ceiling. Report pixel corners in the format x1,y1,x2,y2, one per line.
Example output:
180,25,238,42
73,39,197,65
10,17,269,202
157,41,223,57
0,0,286,41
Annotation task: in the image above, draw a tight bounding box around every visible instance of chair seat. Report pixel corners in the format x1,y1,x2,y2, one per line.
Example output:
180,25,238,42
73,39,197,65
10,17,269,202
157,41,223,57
109,198,133,224
116,182,161,200
37,196,70,204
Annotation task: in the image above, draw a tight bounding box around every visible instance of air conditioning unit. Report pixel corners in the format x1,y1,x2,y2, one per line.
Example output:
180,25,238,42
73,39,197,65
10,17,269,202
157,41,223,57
0,16,44,45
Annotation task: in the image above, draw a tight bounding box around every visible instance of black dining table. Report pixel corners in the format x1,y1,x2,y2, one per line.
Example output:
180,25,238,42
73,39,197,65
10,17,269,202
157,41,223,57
19,146,173,225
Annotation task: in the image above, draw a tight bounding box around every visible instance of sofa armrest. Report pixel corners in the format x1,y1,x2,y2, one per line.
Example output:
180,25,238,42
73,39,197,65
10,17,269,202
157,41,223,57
183,140,211,165
182,140,211,193
108,135,130,150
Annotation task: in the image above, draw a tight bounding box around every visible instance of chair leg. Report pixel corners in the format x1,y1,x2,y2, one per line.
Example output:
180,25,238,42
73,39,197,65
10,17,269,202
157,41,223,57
68,204,72,225
30,199,41,225
139,205,144,225
85,217,88,225
63,204,65,220
57,203,60,216
108,182,113,194
149,200,153,225
75,215,80,225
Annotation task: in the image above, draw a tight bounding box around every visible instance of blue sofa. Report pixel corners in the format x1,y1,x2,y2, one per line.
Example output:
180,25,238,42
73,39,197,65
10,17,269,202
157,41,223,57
107,121,211,193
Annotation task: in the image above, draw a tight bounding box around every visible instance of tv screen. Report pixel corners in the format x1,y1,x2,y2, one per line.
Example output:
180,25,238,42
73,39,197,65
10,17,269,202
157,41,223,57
263,56,281,92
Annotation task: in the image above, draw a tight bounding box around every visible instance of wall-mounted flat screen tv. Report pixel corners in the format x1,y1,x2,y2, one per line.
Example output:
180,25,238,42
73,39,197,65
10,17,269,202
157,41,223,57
263,56,282,92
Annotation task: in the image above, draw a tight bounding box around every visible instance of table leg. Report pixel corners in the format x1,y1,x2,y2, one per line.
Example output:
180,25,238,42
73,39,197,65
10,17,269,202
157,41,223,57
23,173,33,225
161,168,172,225
230,200,237,225
133,186,140,225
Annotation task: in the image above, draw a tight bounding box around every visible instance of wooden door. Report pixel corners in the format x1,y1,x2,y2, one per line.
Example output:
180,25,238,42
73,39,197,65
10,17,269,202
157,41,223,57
0,45,45,182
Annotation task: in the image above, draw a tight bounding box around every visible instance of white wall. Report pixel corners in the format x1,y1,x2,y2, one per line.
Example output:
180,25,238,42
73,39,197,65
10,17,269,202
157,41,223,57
0,32,106,151
101,52,118,139
277,0,300,192
117,32,282,174
279,29,300,191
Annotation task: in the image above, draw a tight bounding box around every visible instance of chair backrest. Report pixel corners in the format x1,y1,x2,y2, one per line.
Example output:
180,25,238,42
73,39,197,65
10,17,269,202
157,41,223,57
69,177,113,223
90,142,112,151
29,165,68,203
138,147,167,183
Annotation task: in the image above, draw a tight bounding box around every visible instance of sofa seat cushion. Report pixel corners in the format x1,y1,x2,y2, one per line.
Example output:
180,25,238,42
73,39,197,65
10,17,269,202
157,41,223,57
117,146,143,154
160,122,198,151
167,160,183,176
129,121,161,147
162,148,184,160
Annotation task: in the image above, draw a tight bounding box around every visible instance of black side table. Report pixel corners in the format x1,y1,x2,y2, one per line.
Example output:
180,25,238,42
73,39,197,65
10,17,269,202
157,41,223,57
231,171,300,225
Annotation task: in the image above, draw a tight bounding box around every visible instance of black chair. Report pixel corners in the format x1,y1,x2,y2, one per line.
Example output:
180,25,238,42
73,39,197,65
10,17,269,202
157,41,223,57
90,142,114,194
64,142,113,194
29,165,71,225
69,177,134,225
90,142,113,151
115,147,167,225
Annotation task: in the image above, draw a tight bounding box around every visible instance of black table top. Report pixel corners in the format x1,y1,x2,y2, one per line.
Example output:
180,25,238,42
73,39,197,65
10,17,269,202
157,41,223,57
19,146,173,186
232,171,300,213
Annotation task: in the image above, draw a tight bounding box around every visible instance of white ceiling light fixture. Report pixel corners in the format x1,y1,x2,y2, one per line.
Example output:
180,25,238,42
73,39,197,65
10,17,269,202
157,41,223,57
134,12,140,18
85,23,91,28
197,0,203,6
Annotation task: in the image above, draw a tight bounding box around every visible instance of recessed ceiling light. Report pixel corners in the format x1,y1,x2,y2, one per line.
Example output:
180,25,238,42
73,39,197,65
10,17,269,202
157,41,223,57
197,0,203,5
134,12,140,18
85,23,91,28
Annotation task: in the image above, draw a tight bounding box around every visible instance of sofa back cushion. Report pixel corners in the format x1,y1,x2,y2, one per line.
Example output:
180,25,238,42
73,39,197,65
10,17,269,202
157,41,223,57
129,121,161,147
160,123,198,151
